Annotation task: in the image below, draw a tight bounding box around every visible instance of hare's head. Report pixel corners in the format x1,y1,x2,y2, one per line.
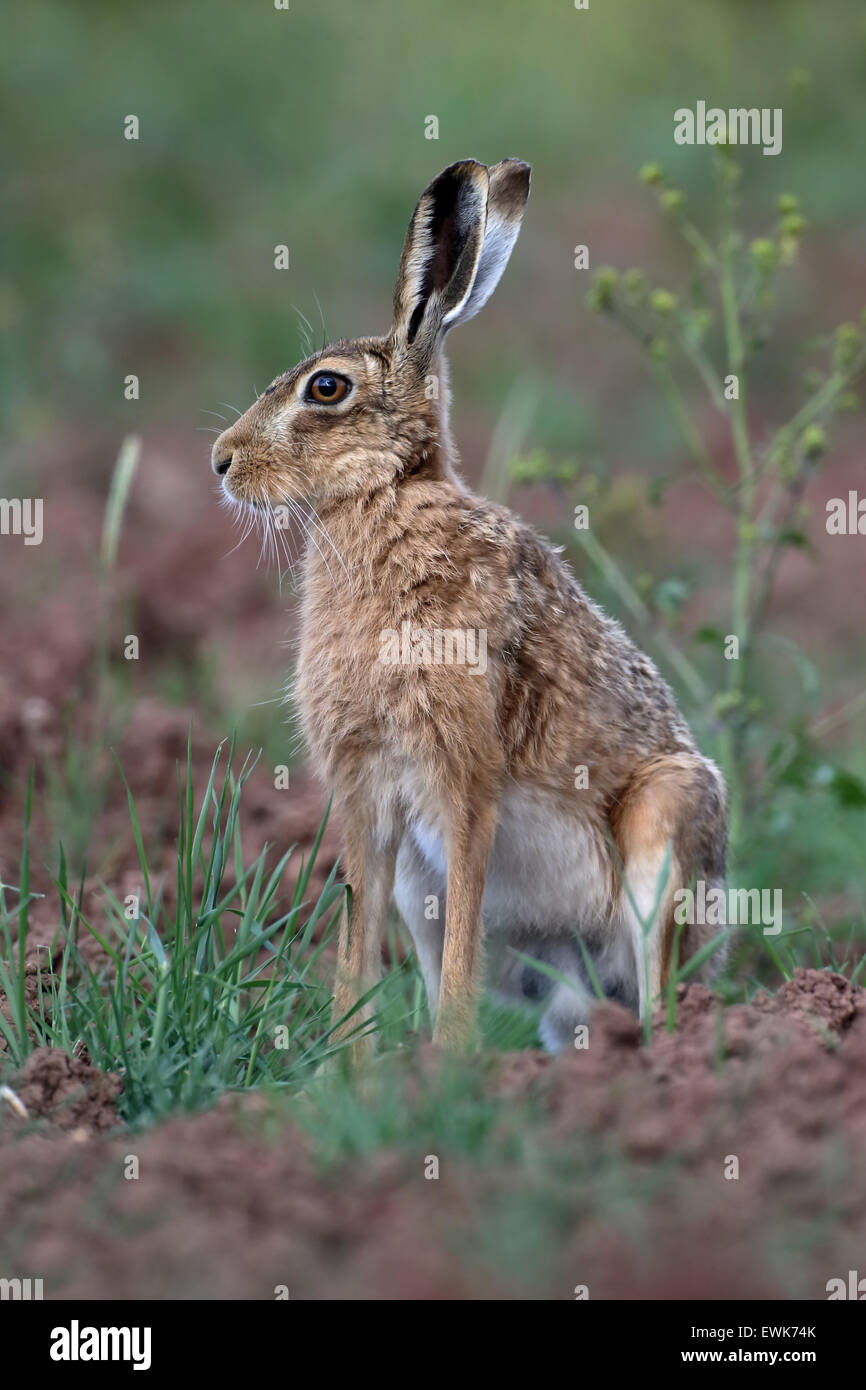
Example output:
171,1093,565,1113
211,158,530,514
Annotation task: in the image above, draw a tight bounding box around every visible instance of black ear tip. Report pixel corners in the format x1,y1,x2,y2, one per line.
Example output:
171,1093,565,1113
434,158,487,184
490,158,532,206
495,157,531,179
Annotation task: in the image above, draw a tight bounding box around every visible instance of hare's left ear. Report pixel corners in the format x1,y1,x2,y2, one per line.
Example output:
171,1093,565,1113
450,159,531,328
392,158,530,365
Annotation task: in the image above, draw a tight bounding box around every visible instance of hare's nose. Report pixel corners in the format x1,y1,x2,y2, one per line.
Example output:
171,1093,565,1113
212,426,238,474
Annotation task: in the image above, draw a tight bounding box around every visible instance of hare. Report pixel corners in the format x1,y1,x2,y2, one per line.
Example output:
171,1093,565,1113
211,158,727,1058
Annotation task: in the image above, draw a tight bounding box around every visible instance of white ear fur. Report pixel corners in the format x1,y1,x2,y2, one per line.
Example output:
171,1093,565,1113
443,160,531,331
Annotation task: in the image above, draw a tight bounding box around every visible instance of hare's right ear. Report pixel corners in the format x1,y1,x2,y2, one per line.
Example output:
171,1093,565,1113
391,159,531,368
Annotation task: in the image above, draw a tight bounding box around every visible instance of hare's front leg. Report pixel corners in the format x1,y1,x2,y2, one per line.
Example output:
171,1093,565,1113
434,797,498,1052
393,834,446,1022
332,814,399,1066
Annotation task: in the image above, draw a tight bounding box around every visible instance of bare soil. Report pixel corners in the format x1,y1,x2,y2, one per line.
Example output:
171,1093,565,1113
0,968,862,1299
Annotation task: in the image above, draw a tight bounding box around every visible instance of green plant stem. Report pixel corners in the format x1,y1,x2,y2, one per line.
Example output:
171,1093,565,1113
718,218,755,853
675,330,728,415
669,207,719,272
759,347,866,484
607,302,727,497
569,524,709,705
648,355,726,499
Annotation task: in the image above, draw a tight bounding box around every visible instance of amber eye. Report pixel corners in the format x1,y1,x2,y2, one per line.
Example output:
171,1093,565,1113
306,372,349,404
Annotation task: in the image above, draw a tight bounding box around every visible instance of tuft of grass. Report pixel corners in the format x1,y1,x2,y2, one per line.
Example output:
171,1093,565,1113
0,734,371,1126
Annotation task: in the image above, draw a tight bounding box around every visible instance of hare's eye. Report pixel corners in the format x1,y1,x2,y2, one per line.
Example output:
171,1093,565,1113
306,372,350,404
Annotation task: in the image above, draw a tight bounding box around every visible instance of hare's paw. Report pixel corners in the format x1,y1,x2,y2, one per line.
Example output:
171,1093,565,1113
538,978,595,1054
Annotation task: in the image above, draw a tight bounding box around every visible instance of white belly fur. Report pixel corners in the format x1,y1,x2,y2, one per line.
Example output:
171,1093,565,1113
409,783,611,941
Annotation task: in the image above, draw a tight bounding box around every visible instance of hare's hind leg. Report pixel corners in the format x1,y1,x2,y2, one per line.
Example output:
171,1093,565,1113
612,752,727,1018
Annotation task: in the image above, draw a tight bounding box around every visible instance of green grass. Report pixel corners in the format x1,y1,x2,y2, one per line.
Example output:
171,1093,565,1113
0,737,355,1125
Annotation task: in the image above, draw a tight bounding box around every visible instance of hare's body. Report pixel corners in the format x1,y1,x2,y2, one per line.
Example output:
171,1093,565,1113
212,158,728,1056
296,466,726,1050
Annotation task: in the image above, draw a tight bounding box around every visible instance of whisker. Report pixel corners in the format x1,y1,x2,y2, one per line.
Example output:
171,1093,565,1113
294,497,352,586
293,306,315,358
219,489,259,557
312,289,327,352
272,518,298,592
286,498,340,593
201,409,229,421
220,477,350,602
219,402,245,419
262,499,301,592
270,504,294,573
255,505,270,570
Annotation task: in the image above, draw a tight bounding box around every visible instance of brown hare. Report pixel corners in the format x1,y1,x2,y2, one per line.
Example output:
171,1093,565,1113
211,158,727,1058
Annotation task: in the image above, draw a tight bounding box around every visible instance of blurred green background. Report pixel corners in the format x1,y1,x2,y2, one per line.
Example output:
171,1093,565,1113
3,0,864,448
1,0,864,966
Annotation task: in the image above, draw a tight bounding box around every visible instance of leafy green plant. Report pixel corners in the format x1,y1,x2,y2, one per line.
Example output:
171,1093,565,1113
585,153,866,848
506,152,866,868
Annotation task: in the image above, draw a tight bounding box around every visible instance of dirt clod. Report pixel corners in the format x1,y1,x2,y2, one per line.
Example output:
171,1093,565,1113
12,1046,123,1135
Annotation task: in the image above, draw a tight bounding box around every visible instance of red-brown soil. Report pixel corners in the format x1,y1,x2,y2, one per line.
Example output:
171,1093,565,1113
0,968,863,1300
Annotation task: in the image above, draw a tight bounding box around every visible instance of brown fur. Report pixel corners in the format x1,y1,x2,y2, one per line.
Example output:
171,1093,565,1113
211,159,728,1059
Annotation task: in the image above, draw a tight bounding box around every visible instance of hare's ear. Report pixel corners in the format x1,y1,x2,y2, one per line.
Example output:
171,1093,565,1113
391,159,490,364
392,159,531,365
446,158,531,330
